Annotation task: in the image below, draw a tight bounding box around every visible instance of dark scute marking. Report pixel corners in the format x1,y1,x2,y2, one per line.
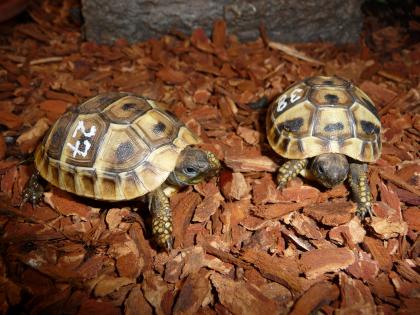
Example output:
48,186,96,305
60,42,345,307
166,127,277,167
297,139,304,153
372,142,378,158
272,127,281,144
122,103,136,111
279,118,304,132
362,97,379,118
324,122,344,132
152,121,166,134
324,80,334,85
361,120,380,135
324,94,339,104
116,141,135,163
50,166,59,186
51,127,65,146
280,137,290,152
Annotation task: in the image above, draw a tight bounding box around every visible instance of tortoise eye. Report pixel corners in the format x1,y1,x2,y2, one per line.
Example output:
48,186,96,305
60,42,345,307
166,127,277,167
183,167,198,177
317,164,325,175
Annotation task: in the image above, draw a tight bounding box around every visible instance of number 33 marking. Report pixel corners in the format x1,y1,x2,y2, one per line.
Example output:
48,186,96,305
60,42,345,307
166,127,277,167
276,88,303,113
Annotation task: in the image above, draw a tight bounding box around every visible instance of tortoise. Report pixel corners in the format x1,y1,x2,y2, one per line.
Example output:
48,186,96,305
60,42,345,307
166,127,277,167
266,75,382,218
22,92,220,249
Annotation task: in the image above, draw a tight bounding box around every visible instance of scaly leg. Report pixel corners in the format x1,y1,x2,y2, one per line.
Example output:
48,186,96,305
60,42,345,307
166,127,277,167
348,163,373,219
277,159,308,189
21,172,44,208
148,187,173,250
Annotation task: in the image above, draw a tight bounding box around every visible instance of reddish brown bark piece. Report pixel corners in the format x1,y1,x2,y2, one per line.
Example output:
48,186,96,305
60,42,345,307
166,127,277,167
220,171,250,200
290,281,339,315
77,299,121,315
359,80,398,106
252,174,282,205
210,272,281,315
224,147,278,172
402,207,420,231
284,212,323,240
0,108,23,130
237,126,260,145
329,217,366,245
303,201,355,226
363,236,393,272
141,271,171,315
241,248,304,293
44,189,92,221
347,250,379,281
16,117,50,154
39,99,68,121
394,260,420,283
0,136,6,160
300,248,355,279
281,185,320,203
173,268,211,315
193,192,223,222
94,276,134,297
368,273,395,298
124,285,153,315
252,202,305,219
337,273,377,314
171,191,202,248
156,67,188,84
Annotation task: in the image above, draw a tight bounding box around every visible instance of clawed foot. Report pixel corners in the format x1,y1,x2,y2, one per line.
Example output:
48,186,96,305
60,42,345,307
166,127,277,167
20,173,44,208
152,214,173,251
355,203,374,220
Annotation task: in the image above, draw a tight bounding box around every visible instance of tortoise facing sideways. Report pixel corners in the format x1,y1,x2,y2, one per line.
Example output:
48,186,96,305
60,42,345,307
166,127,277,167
266,76,382,218
22,93,220,249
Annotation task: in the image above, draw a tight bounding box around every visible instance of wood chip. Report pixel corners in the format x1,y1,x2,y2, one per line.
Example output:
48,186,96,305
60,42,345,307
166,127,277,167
363,237,393,272
290,281,339,315
300,248,355,279
241,248,304,293
210,271,281,315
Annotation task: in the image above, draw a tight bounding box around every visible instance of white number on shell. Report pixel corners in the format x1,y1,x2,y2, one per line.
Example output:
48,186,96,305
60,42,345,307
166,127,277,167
290,88,303,103
276,95,288,112
276,88,304,113
66,120,97,158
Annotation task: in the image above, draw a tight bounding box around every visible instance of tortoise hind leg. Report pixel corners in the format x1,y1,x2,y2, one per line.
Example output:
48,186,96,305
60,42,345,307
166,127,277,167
348,163,373,219
21,172,44,208
148,187,173,250
277,159,308,189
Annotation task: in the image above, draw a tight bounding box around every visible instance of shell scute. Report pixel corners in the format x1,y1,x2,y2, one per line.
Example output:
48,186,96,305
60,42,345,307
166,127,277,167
61,114,108,168
266,76,382,162
102,95,152,124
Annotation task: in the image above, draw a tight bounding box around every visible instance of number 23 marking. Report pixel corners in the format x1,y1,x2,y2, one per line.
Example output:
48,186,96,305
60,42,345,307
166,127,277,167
276,88,303,113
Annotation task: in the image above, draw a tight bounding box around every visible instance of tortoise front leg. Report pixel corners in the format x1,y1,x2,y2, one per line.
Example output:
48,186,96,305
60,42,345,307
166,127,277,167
348,163,373,219
148,187,173,250
21,172,44,208
277,159,308,189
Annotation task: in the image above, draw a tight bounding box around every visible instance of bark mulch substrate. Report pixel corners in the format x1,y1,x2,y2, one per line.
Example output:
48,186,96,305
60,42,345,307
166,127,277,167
0,2,419,315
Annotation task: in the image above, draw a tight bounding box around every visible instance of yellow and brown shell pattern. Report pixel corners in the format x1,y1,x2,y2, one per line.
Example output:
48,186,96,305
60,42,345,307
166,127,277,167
35,93,200,201
267,76,382,162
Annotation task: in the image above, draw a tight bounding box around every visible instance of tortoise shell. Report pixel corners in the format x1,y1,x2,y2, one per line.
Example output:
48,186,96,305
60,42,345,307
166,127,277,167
35,93,200,201
266,76,382,162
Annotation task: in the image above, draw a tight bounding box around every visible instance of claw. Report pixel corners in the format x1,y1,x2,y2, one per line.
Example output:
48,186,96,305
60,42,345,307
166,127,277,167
166,238,173,251
276,182,286,190
20,173,44,208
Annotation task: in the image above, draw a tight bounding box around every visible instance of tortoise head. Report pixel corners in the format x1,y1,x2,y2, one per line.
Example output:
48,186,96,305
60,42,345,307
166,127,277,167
168,146,220,186
310,153,349,188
